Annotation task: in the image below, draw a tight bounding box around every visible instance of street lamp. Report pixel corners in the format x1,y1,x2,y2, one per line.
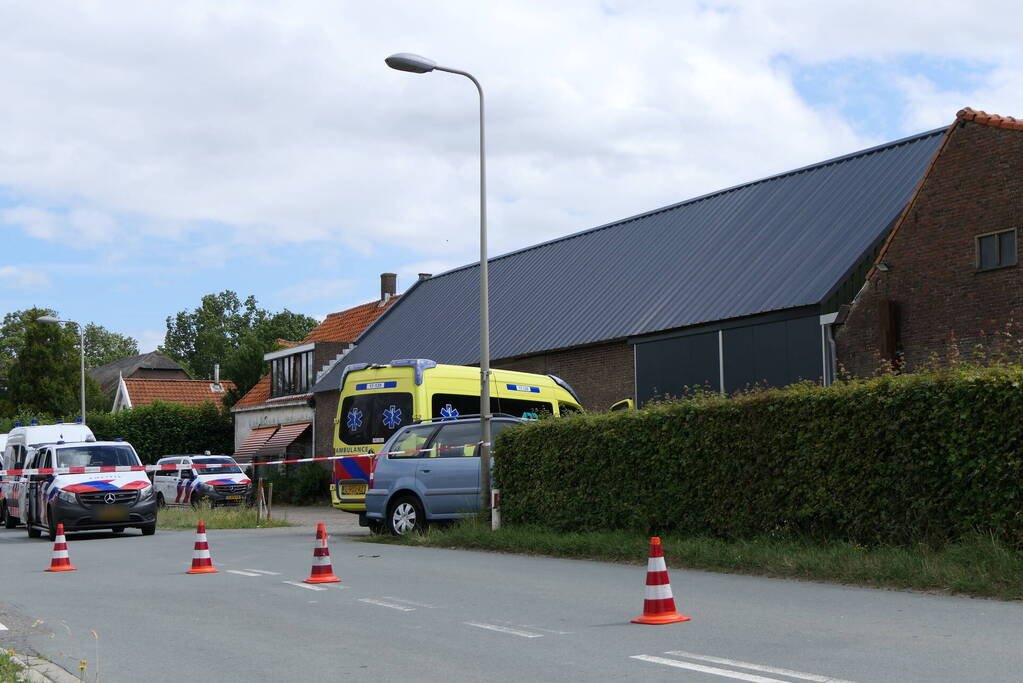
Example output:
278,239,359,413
385,52,495,528
36,315,86,425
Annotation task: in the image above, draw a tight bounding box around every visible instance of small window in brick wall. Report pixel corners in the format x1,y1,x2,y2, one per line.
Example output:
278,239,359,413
976,229,1018,271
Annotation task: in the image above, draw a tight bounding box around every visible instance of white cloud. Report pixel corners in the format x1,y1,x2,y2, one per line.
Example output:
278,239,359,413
0,265,50,290
277,278,356,306
129,328,166,354
0,0,1021,276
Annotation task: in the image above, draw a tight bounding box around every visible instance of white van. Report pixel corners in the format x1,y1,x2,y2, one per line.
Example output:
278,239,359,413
22,440,157,539
1,421,95,529
152,455,251,508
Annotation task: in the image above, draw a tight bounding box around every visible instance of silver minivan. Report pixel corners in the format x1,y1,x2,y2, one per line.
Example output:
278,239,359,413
364,416,522,535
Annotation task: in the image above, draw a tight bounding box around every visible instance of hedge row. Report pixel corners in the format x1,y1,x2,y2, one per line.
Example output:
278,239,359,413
87,401,233,464
494,367,1023,547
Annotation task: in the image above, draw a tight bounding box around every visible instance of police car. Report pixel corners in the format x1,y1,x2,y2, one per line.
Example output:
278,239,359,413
22,440,157,539
2,421,95,529
152,455,251,508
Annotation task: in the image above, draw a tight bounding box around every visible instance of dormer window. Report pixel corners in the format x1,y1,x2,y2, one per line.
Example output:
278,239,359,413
271,349,314,398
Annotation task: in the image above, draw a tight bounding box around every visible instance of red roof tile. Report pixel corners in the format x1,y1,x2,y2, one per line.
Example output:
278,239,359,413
303,297,399,344
123,378,236,408
957,107,1023,131
232,296,400,410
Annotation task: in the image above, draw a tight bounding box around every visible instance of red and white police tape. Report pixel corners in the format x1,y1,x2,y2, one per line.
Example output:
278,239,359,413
0,442,488,477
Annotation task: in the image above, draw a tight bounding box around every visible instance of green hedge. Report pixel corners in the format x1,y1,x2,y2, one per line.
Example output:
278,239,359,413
494,367,1023,547
86,401,233,464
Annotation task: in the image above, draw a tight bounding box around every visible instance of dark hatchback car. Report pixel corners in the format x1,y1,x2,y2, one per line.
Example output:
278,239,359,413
364,416,522,535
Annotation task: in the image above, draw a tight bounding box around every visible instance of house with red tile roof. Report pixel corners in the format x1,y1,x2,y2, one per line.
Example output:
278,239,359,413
111,374,236,412
231,273,405,464
834,108,1023,375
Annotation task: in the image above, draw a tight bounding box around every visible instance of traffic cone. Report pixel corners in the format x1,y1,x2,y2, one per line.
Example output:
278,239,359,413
45,523,77,572
631,537,690,625
304,522,341,583
187,521,218,574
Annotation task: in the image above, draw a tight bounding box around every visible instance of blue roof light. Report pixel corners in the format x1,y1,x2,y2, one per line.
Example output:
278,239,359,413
30,419,39,425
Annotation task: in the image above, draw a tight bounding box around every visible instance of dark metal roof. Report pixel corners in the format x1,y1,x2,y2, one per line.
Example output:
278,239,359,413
314,127,946,394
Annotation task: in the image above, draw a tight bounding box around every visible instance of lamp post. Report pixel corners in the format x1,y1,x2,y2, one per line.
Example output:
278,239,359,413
36,315,86,425
385,53,494,527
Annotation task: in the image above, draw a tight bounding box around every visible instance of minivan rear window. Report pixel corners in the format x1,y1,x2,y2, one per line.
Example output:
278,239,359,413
339,393,414,444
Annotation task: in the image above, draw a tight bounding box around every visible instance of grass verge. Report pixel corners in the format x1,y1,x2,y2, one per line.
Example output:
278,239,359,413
362,520,1023,600
157,503,291,530
0,650,22,683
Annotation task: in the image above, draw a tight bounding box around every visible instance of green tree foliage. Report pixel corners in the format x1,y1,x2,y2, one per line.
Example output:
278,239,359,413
0,307,58,387
83,323,139,367
496,366,1023,548
161,291,317,395
87,401,233,464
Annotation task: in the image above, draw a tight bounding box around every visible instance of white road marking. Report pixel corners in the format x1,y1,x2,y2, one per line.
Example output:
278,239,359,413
243,569,281,575
282,581,326,591
226,570,262,577
380,596,437,608
464,622,543,638
358,598,415,612
631,655,787,682
664,651,856,683
0,622,8,631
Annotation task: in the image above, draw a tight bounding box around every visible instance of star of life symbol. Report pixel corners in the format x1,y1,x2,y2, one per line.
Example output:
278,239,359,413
382,405,403,430
440,403,459,421
346,407,364,431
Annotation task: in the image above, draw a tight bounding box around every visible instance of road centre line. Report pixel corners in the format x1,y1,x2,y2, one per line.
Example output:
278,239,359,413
358,598,415,612
464,622,543,638
664,650,856,683
631,655,788,682
226,570,262,577
243,569,281,575
282,581,327,591
380,596,437,608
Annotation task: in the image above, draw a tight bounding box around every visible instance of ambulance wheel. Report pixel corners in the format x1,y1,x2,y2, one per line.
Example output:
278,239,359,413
387,495,425,536
156,493,166,509
140,522,156,536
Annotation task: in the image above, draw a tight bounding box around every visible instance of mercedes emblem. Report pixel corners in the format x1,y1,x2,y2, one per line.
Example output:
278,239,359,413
104,493,117,505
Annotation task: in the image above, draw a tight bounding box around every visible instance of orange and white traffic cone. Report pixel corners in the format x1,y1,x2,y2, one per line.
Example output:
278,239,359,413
304,522,341,583
45,523,77,572
632,537,690,625
187,520,218,574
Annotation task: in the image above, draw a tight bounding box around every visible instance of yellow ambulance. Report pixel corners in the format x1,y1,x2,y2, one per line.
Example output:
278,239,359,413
330,359,582,512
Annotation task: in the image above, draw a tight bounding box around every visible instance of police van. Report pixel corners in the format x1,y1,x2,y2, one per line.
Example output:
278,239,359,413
21,440,157,539
330,359,583,513
1,421,95,529
152,455,251,508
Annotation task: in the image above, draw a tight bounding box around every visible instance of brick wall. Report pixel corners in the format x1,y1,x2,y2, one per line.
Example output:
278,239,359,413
313,389,340,458
835,120,1023,376
494,340,635,411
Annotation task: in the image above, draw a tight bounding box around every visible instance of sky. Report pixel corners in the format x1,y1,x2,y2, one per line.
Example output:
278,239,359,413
2,1,1021,358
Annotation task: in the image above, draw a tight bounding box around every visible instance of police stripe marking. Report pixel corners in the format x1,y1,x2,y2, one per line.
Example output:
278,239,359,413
358,598,415,612
464,622,543,638
243,569,281,575
226,570,262,577
283,581,327,591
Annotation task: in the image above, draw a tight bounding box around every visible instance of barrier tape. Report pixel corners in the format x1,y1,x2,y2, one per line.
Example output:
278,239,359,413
0,442,488,477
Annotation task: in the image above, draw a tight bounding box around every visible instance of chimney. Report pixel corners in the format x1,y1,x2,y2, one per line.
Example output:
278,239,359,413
213,364,220,384
418,273,432,281
380,272,397,306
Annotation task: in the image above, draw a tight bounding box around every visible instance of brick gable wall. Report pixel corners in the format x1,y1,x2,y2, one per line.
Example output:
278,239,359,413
835,120,1023,376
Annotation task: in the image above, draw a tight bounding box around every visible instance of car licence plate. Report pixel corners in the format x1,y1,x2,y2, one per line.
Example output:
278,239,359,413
225,495,241,501
96,504,129,521
341,483,367,495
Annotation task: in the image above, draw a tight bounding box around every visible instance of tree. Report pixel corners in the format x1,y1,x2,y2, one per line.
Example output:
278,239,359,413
83,323,139,367
161,292,317,387
0,307,58,387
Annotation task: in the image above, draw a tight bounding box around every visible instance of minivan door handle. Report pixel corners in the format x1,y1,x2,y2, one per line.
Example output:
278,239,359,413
420,469,431,473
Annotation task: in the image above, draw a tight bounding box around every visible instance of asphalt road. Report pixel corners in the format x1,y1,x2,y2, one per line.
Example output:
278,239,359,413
2,520,1022,682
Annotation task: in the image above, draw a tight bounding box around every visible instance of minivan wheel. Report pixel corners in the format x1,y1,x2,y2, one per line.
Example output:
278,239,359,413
388,495,425,536
140,522,156,536
47,512,58,542
27,520,41,538
156,492,166,509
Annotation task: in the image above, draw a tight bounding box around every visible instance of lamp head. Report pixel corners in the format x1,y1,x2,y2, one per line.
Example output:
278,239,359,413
36,315,61,324
385,53,436,74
